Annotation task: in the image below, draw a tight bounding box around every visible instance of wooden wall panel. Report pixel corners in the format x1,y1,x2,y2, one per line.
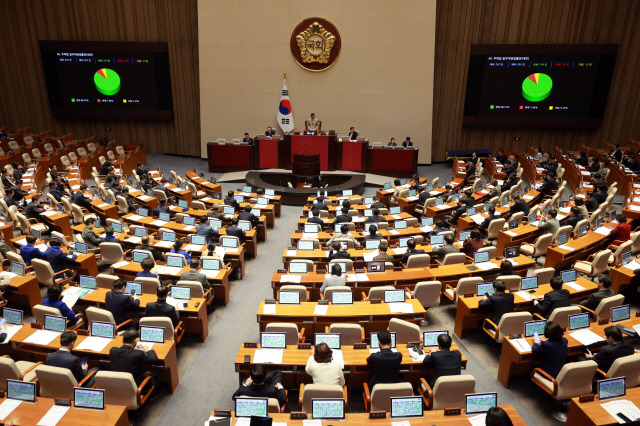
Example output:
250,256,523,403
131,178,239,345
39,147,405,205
433,0,640,162
0,0,200,157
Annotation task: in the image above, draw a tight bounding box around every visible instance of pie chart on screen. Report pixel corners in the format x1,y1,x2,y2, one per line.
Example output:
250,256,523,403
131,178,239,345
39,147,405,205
522,73,552,102
94,68,121,96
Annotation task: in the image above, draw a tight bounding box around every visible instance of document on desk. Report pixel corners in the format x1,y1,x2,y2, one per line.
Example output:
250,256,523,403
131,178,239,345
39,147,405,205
286,250,297,256
154,241,174,248
388,302,413,313
97,203,109,208
468,413,488,426
628,205,640,212
515,291,533,301
362,250,378,262
159,266,182,276
625,261,640,272
420,225,433,233
76,336,112,352
355,273,369,281
40,210,58,217
313,305,328,316
564,281,585,291
151,220,168,226
185,244,204,252
0,325,22,344
302,233,318,239
125,236,142,244
388,229,400,235
24,330,61,345
392,247,407,255
203,269,223,279
280,274,302,283
253,349,283,364
302,420,322,426
0,399,21,420
61,287,91,308
522,195,534,200
331,349,345,368
436,204,450,210
600,399,640,424
183,225,195,232
139,195,152,201
392,214,403,220
408,347,425,362
558,245,575,252
470,214,485,225
390,421,411,426
37,403,70,426
405,196,419,202
569,329,605,346
594,227,612,236
262,304,276,315
510,338,532,353
504,230,518,237
559,207,572,214
475,262,498,271
215,247,227,259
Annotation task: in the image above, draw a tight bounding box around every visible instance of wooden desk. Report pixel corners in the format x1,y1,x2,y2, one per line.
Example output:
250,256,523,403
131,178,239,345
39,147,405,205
234,343,467,391
0,395,128,426
39,210,73,241
10,326,180,392
256,300,426,338
567,385,640,425
454,277,598,338
236,190,281,217
5,274,42,313
185,171,222,195
495,224,541,256
544,230,609,270
9,236,99,277
610,264,636,294
212,406,526,425
497,317,640,388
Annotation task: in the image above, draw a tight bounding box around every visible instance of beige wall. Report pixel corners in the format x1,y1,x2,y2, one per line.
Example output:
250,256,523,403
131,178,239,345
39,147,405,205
198,0,436,163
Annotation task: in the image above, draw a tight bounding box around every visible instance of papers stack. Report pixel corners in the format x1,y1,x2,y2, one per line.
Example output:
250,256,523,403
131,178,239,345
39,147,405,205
558,245,575,252
388,229,400,235
1,325,22,344
184,244,204,252
202,269,223,279
569,329,605,346
510,338,532,353
61,287,92,308
75,336,112,352
302,233,318,239
111,260,130,269
253,349,283,364
0,399,21,421
346,273,369,282
523,195,534,200
392,214,403,220
436,204,450,210
128,214,142,221
313,305,328,315
469,414,488,426
628,205,640,212
166,297,186,310
470,214,485,225
159,266,182,276
24,330,61,345
594,227,612,236
280,274,302,283
261,304,276,315
40,210,58,217
97,203,109,208
475,262,498,271
183,225,195,232
37,403,70,426
362,250,378,262
151,220,168,226
515,291,533,301
331,349,344,368
624,260,640,271
154,241,174,248
392,247,407,255
600,400,640,424
504,230,518,237
564,281,585,291
286,250,297,256
125,236,142,244
405,196,418,201
388,302,413,313
214,247,227,259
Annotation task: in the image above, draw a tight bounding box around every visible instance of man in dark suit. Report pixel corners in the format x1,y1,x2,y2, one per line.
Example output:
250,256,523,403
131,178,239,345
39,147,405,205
327,241,351,262
366,330,402,388
45,238,77,278
232,363,287,406
238,205,258,226
134,162,145,177
445,200,468,228
479,206,501,230
333,207,352,226
307,208,325,229
373,243,394,263
242,132,254,145
265,127,276,137
495,150,508,165
586,326,634,372
25,199,46,220
594,187,608,204
422,334,462,388
135,236,164,262
576,151,589,167
179,258,213,299
152,198,172,218
509,193,530,216
545,157,559,174
463,160,475,185
400,239,426,265
223,190,240,211
534,276,570,318
365,208,385,224
348,127,358,141
195,215,218,244
71,184,92,209
119,187,138,212
312,196,329,211
370,196,386,209
226,218,246,242
431,235,460,259
145,286,180,326
609,144,623,162
46,331,99,386
105,279,140,326
585,191,600,213
579,274,615,310
565,207,584,229
588,158,601,173
538,175,558,199
207,203,226,221
402,137,413,148
417,186,429,205
110,329,162,388
478,280,515,329
154,178,171,199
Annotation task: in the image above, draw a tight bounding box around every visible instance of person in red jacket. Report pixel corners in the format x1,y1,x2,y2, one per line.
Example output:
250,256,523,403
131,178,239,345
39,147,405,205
609,214,631,245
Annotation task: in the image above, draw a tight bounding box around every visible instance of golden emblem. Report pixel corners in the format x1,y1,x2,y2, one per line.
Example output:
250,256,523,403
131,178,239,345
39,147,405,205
296,21,335,64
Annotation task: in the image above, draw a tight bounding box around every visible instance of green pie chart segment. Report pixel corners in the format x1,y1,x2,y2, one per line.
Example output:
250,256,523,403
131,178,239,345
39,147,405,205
522,73,552,102
94,68,121,96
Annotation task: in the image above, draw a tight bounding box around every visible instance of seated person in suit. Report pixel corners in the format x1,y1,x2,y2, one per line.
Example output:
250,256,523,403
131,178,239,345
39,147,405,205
103,226,125,249
402,137,413,147
348,126,358,141
495,149,508,165
488,179,502,198
207,203,226,221
44,238,77,278
400,238,426,265
417,186,429,205
576,151,589,168
105,279,140,327
3,189,22,209
99,161,113,176
152,198,172,218
43,284,79,325
608,214,632,244
169,239,191,263
586,326,634,372
20,233,44,266
363,225,383,242
232,363,287,406
265,126,275,137
306,113,320,133
312,196,329,211
533,276,570,319
81,217,105,249
137,257,158,278
225,218,246,242
579,274,614,310
307,208,325,229
388,138,397,147
305,342,345,386
510,193,530,217
196,215,218,244
71,184,92,210
422,334,462,388
327,224,361,247
444,199,468,228
373,243,394,263
145,286,180,326
478,280,515,330
584,191,600,213
180,258,213,300
366,330,402,387
238,205,258,226
429,219,450,237
432,234,460,259
223,190,240,211
327,241,351,262
242,132,253,145
565,207,584,229
134,162,144,177
479,206,501,230
588,158,601,173
25,198,46,220
538,175,558,199
574,198,589,219
333,206,352,226
364,208,384,224
370,196,386,209
531,321,568,378
110,329,161,390
463,229,484,256
46,331,100,387
154,178,171,199
320,263,346,294
135,236,164,262
538,209,560,235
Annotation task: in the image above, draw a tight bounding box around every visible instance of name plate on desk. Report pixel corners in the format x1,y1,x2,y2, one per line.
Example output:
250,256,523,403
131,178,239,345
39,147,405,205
444,407,462,416
264,299,276,304
298,343,311,350
353,343,367,350
318,300,329,305
213,409,231,417
369,411,386,419
370,299,381,304
243,342,257,348
290,412,307,420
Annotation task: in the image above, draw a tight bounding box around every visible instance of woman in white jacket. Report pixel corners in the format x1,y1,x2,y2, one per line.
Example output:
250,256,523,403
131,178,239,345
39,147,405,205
305,343,345,386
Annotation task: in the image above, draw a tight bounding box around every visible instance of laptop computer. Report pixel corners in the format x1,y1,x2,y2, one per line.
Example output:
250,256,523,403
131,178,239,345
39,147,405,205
395,220,408,230
132,250,149,263
3,308,22,325
476,283,494,297
73,387,105,410
611,305,630,323
260,332,287,349
423,331,449,347
74,242,88,255
465,392,497,415
190,235,206,246
473,251,490,264
140,325,165,345
183,216,196,226
221,237,238,248
561,269,577,283
10,262,24,277
289,262,308,274
134,227,148,237
162,231,176,242
504,246,520,259
165,254,184,268
79,275,97,290
202,258,221,270
520,276,538,291
158,212,171,222
390,396,423,418
365,239,381,250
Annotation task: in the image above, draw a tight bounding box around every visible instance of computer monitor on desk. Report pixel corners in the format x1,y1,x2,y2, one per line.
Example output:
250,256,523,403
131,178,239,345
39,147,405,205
465,393,497,415
260,332,286,349
568,313,590,331
235,398,268,418
598,377,626,401
611,305,630,323
314,333,341,349
370,332,396,349
390,396,423,418
311,398,346,421
524,320,546,338
423,331,448,347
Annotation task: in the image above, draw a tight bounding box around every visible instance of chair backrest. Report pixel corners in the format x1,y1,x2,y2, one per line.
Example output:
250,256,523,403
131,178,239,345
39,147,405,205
153,189,167,203
35,365,77,399
487,219,506,239
44,143,53,152
175,280,205,298
322,286,351,301
328,259,354,271
265,323,300,345
511,211,524,225
16,213,31,234
71,204,85,223
555,361,598,400
192,200,206,210
6,251,25,266
631,232,640,254
594,294,625,321
100,242,125,264
406,254,430,268
0,358,21,390
531,233,554,257
367,285,396,300
590,249,612,275
31,259,55,286
477,246,497,259
608,353,640,388
431,375,476,410
455,277,484,301
94,371,140,410
68,152,78,162
301,384,344,413
495,312,532,343
328,324,363,345
60,155,70,166
85,306,116,326
495,275,521,289
389,318,420,344
116,146,125,156
441,252,467,265
279,285,308,302
33,304,63,324
139,316,175,340
613,241,633,266
413,281,441,309
370,382,414,412
531,267,555,284
134,277,161,294
547,306,582,329
573,219,589,235
97,273,119,289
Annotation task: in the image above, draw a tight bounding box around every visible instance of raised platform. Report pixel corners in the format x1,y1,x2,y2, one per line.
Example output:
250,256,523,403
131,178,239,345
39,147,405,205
245,171,366,205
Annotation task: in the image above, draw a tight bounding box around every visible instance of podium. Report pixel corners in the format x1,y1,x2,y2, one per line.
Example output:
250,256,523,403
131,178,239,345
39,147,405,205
292,154,320,176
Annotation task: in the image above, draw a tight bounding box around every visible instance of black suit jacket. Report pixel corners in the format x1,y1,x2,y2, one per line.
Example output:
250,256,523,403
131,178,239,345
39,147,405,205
371,202,386,209
46,349,86,382
307,217,324,228
478,292,515,325
348,131,358,140
579,288,615,311
366,348,403,387
232,382,287,406
593,342,635,372
109,345,158,384
480,214,501,229
402,141,413,147
585,197,599,212
333,214,352,225
105,290,140,325
226,226,246,241
539,180,558,198
238,211,257,224
71,191,91,209
510,199,530,215
327,250,351,262
422,349,462,387
25,202,45,220
312,201,329,211
536,289,571,318
146,300,180,326
565,215,583,228
135,244,164,262
401,249,426,265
